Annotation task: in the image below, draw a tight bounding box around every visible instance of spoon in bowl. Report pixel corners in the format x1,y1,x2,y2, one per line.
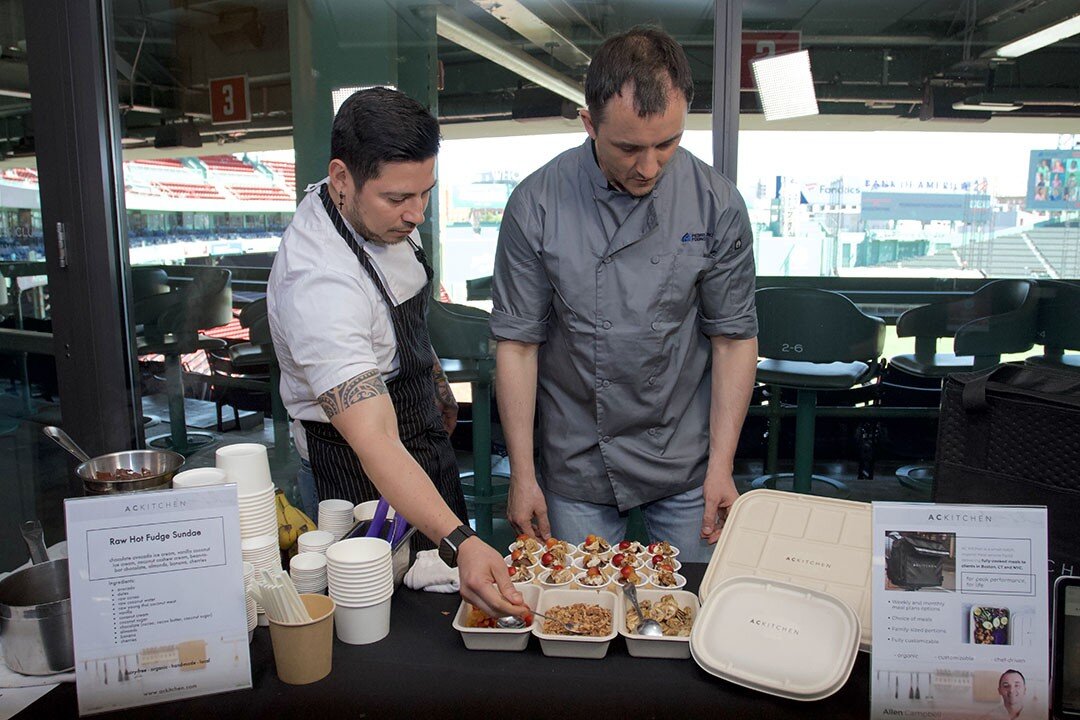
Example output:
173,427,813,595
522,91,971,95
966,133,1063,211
623,583,664,637
496,610,583,635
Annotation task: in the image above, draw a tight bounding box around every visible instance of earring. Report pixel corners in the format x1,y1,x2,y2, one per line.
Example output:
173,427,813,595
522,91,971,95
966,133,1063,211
337,191,345,209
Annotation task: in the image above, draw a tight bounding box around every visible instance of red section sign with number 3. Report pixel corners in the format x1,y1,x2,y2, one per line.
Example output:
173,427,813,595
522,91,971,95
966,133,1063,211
209,76,250,125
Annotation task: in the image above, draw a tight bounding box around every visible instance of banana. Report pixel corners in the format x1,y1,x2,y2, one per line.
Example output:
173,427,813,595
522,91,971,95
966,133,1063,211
275,489,315,550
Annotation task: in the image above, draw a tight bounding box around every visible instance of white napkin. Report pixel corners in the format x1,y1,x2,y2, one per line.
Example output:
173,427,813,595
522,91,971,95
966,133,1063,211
402,550,459,593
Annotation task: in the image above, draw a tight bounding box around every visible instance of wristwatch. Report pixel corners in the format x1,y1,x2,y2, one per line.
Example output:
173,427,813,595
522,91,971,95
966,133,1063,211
438,524,476,568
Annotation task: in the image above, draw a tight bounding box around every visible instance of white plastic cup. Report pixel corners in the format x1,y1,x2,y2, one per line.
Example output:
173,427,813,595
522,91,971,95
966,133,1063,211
334,597,391,645
215,443,273,493
172,468,229,488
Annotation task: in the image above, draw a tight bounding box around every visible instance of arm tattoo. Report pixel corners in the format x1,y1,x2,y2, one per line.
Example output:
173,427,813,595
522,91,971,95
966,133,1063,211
318,368,387,418
432,365,457,408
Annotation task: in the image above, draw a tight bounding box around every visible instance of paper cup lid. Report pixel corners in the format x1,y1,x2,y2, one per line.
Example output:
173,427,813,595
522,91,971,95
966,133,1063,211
690,576,859,702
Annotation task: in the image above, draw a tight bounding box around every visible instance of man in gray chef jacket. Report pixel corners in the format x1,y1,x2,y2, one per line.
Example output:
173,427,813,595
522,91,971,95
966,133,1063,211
491,26,759,563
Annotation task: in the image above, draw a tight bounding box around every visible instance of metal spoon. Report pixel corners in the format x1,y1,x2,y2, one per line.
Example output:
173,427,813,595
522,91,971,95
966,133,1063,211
42,426,92,463
497,610,583,635
622,583,664,637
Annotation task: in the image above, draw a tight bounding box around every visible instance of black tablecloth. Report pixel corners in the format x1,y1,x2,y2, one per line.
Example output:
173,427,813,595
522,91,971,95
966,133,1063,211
17,564,871,719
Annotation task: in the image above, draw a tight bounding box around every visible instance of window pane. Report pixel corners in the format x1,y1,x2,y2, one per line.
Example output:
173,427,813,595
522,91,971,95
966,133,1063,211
738,1,1080,279
0,3,71,569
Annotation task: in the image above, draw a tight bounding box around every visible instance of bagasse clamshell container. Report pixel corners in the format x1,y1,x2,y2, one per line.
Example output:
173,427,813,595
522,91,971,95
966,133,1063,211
453,584,541,651
699,488,872,651
690,576,860,701
617,588,698,660
532,588,618,659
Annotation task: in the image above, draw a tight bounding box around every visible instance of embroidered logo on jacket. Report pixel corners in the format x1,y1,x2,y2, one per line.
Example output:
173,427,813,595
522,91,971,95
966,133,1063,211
681,232,713,243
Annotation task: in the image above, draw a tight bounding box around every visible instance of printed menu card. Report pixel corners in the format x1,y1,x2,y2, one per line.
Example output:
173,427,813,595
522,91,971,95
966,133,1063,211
871,502,1048,719
65,486,251,715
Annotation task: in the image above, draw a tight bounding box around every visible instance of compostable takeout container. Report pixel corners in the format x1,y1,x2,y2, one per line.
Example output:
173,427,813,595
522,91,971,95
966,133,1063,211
698,488,872,651
690,576,860,701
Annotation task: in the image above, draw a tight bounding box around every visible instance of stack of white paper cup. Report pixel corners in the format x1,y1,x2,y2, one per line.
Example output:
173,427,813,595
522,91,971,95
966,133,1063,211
242,537,281,626
172,468,229,489
246,595,257,641
290,552,328,594
215,443,273,490
318,499,356,541
217,444,278,540
297,530,334,555
326,538,394,645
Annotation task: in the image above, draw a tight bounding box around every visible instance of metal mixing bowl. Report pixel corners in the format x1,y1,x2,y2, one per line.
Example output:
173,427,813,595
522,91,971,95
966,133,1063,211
76,449,185,494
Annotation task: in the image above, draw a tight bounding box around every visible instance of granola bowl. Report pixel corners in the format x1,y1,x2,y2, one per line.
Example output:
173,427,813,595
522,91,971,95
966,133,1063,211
532,588,618,659
620,589,698,659
453,584,541,652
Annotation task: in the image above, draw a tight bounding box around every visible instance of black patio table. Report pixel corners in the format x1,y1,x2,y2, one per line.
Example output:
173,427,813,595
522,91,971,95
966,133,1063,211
17,563,871,719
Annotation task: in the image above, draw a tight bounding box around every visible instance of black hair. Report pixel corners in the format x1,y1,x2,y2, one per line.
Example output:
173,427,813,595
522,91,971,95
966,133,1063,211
330,87,440,188
1000,669,1025,684
585,25,694,126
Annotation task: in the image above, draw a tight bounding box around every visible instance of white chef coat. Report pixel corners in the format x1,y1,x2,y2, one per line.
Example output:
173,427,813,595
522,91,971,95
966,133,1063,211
267,180,427,423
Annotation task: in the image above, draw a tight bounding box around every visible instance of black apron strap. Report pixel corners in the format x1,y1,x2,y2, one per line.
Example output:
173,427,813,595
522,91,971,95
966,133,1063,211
301,183,468,550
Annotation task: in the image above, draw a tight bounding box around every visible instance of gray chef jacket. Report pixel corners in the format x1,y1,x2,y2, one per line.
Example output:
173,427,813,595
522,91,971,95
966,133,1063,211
490,139,757,511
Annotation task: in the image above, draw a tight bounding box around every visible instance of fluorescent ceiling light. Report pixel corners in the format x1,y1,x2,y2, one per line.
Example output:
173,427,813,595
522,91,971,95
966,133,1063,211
996,13,1080,58
751,50,819,122
332,85,397,115
436,6,585,108
952,100,1023,112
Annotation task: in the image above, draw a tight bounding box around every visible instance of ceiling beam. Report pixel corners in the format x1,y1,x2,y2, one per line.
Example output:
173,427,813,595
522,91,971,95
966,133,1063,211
435,5,585,107
468,0,591,71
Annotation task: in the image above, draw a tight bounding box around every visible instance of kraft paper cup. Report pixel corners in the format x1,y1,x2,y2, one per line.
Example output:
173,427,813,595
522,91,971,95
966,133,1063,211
172,468,228,488
267,594,336,685
335,597,391,645
215,443,273,494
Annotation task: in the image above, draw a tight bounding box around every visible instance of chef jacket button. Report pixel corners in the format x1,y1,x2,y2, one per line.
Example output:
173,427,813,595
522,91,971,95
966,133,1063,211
603,256,613,264
602,320,612,330
647,428,658,436
735,240,743,250
650,256,660,264
602,435,612,443
602,379,611,388
650,321,659,331
648,376,656,385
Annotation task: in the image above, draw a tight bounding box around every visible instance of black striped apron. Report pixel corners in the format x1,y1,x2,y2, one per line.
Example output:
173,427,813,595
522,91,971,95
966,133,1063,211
301,184,468,551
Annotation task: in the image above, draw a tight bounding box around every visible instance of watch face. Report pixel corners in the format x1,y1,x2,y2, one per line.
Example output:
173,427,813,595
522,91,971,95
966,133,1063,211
439,540,456,568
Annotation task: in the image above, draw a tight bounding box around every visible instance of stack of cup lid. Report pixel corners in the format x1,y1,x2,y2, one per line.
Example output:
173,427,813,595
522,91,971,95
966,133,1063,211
289,552,328,594
325,537,394,645
216,444,278,540
297,530,335,555
317,499,356,541
172,467,229,489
